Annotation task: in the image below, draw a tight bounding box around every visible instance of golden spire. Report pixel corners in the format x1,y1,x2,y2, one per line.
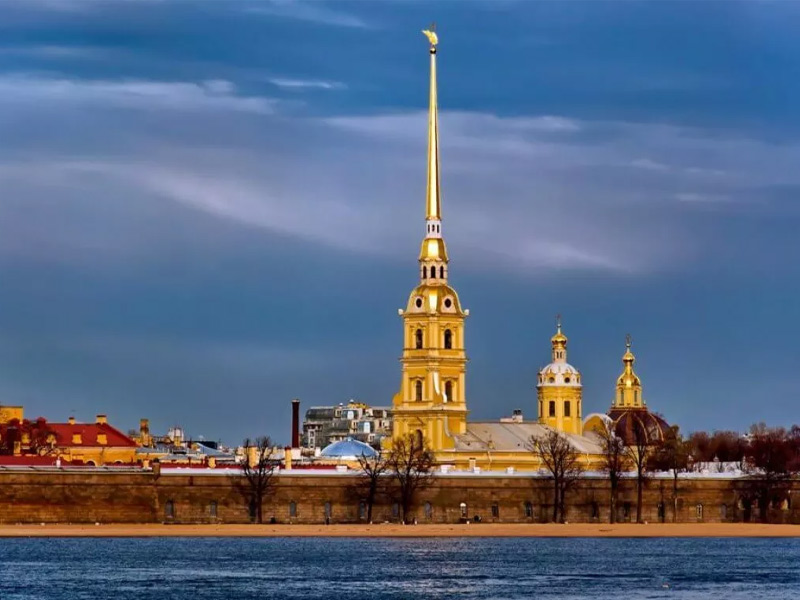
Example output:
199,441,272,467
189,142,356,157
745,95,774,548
423,24,441,223
615,333,642,408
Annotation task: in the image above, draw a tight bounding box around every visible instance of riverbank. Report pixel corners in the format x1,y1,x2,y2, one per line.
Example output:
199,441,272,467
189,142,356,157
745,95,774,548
1,522,799,538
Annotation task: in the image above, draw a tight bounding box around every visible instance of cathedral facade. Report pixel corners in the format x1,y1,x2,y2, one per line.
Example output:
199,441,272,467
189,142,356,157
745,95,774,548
390,30,669,470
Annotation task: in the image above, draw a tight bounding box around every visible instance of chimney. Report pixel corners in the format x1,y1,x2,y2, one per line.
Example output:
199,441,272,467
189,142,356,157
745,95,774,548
95,414,107,425
68,416,76,425
291,398,300,448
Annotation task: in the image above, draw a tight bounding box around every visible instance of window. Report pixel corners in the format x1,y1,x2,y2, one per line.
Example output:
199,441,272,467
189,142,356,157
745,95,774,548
359,501,366,520
696,504,703,520
424,502,433,520
165,500,175,520
591,502,600,519
444,329,453,349
524,502,533,518
289,501,297,518
460,502,468,519
415,380,423,402
444,298,452,308
415,429,423,447
634,390,639,404
623,502,631,520
549,401,556,417
415,297,423,308
491,503,499,518
564,401,571,417
548,377,555,384
392,503,400,519
444,381,453,402
415,329,423,349
439,266,444,278
209,501,218,518
720,504,728,520
324,502,332,520
657,502,665,522
564,377,570,384
422,266,427,279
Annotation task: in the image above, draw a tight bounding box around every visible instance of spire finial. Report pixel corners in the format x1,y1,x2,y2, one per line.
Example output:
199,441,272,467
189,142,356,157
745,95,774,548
556,313,562,333
423,24,441,225
626,333,632,349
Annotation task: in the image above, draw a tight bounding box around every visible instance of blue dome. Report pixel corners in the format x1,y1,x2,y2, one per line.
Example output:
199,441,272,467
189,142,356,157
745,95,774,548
320,438,378,459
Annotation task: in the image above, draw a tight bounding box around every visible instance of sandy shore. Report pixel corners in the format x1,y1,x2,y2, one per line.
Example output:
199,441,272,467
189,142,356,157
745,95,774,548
1,522,799,538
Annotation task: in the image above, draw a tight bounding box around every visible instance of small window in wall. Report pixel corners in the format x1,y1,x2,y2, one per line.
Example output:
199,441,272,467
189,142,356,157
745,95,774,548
524,502,533,518
564,377,571,384
165,500,175,520
657,502,665,522
696,504,703,520
415,429,423,447
460,502,468,519
444,329,453,349
564,401,571,417
445,381,453,402
289,501,297,518
324,502,332,521
623,502,631,520
591,502,600,519
415,329,423,349
491,503,499,518
634,390,639,404
392,503,400,519
439,266,444,278
720,504,728,520
209,501,218,518
548,377,555,384
415,380,423,402
422,266,427,279
424,502,433,520
359,501,366,520
549,401,556,417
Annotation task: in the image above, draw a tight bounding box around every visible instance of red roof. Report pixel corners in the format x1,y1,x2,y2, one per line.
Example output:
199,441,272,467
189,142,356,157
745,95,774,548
47,422,137,448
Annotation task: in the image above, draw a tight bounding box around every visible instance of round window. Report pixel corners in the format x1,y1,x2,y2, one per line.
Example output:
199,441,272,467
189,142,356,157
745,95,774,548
444,298,452,308
415,297,423,308
564,377,571,383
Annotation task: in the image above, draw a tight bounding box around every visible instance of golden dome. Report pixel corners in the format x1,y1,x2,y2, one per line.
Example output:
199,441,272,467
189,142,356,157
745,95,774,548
551,315,567,346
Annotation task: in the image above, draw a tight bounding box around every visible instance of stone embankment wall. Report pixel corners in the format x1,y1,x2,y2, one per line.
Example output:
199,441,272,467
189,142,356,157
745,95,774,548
0,470,797,524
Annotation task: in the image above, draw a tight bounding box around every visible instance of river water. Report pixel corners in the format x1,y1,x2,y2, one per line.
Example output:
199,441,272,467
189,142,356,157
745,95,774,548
1,537,798,599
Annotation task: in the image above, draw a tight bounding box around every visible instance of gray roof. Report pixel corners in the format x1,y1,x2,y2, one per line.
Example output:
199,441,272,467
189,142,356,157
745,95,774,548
455,422,603,455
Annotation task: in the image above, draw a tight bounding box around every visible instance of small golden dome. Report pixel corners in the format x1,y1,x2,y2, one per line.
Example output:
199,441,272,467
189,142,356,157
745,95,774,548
551,315,567,346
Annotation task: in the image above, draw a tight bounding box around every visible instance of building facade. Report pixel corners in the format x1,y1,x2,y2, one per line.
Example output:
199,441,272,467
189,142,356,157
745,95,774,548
302,401,391,450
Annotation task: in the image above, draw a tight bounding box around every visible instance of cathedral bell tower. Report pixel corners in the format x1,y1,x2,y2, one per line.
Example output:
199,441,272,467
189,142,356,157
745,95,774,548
392,27,469,451
613,334,644,409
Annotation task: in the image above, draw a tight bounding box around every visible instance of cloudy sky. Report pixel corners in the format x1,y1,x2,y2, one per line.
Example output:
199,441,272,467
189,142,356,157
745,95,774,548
1,0,799,444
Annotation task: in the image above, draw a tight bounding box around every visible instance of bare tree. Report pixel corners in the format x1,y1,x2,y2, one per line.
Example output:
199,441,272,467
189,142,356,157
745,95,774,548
356,451,389,523
626,416,657,524
744,424,795,523
528,430,585,523
386,433,435,524
597,423,630,524
237,436,277,524
650,425,690,522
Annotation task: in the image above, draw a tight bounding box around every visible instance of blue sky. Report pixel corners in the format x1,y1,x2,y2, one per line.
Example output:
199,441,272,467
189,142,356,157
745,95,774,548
1,0,799,445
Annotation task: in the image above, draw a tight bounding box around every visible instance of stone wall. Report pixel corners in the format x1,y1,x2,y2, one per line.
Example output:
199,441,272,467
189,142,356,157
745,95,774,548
0,470,797,524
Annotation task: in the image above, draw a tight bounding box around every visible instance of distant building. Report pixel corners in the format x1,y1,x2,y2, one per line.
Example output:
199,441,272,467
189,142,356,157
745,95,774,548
302,401,392,450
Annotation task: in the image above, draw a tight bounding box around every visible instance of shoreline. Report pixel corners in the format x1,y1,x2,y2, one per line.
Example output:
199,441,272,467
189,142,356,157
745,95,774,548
1,522,799,538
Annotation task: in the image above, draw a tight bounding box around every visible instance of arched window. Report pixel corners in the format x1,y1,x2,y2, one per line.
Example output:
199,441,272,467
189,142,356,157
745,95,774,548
415,380,423,402
444,329,453,349
415,329,423,349
564,401,571,417
165,500,175,520
422,266,427,279
548,401,556,417
439,266,444,278
324,502,332,520
460,502,468,519
524,501,533,518
445,381,453,402
289,501,297,518
415,429,423,447
634,390,639,404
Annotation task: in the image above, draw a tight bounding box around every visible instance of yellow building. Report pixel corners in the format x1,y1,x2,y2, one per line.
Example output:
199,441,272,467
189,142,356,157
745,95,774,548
390,29,670,471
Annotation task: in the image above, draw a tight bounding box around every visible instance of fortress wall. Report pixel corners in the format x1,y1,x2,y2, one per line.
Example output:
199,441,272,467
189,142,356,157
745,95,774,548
0,470,796,524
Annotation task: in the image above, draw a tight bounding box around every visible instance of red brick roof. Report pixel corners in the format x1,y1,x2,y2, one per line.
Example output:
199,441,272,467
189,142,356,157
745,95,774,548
47,422,137,448
0,455,60,466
